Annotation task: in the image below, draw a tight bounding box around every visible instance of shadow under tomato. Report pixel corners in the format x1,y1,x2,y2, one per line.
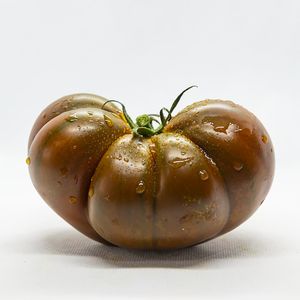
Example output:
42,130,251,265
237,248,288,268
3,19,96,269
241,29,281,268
28,227,275,268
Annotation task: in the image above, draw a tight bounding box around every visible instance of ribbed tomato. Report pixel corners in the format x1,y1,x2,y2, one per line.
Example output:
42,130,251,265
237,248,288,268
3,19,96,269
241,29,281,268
27,88,274,249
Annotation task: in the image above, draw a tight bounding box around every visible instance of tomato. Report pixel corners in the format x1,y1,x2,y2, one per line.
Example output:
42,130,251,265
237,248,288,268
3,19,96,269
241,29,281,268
27,88,274,250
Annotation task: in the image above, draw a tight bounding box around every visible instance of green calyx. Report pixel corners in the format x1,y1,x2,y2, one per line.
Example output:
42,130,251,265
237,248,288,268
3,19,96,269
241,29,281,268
136,114,151,127
102,85,197,137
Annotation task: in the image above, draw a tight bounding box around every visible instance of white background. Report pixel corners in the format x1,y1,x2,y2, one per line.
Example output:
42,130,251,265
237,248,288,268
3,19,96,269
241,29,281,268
0,0,299,299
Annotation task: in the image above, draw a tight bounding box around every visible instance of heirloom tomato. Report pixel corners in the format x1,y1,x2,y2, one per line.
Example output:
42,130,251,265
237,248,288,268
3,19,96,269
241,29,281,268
27,87,274,249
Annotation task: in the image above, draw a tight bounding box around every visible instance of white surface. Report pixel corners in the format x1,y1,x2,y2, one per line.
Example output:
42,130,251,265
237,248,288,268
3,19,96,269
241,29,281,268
0,0,299,299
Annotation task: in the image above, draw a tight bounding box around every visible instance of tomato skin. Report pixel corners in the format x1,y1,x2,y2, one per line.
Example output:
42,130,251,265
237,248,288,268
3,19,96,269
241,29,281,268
28,94,130,243
28,95,274,250
165,100,275,235
88,133,230,249
28,93,119,149
88,135,156,248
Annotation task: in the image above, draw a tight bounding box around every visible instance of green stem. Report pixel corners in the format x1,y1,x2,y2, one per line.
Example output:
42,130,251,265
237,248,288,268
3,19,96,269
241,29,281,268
102,100,136,129
102,86,197,137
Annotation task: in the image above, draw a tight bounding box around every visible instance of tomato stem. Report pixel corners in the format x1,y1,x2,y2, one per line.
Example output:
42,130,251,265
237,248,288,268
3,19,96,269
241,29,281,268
102,85,197,137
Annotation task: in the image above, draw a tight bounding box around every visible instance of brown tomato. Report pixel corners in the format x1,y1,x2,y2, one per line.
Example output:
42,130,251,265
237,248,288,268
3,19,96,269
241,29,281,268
27,89,274,250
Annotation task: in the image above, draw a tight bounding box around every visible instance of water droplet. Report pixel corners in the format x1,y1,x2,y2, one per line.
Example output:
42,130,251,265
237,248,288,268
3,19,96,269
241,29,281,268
234,127,243,133
69,196,77,204
104,115,113,127
136,180,146,194
26,157,31,165
124,157,129,162
149,143,156,154
214,125,227,133
262,135,268,144
175,129,183,134
179,214,190,223
142,160,146,165
199,170,209,180
168,157,193,169
72,145,77,150
200,100,209,106
60,167,68,176
117,153,122,160
88,186,94,198
181,227,185,231
66,113,78,122
181,151,186,155
233,161,243,171
104,195,110,201
52,111,59,116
